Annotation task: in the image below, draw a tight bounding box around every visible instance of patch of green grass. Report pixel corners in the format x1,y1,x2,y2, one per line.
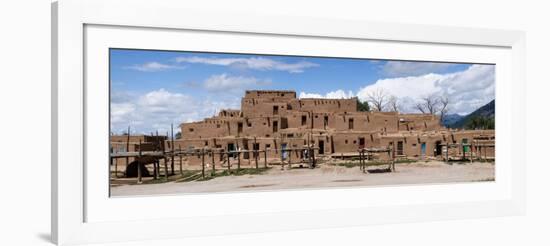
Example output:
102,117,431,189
220,167,271,176
336,162,361,168
473,177,495,182
196,176,215,182
177,167,271,182
335,159,416,168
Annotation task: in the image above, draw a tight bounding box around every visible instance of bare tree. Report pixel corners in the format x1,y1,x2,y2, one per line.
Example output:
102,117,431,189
439,96,450,123
388,95,399,112
415,103,426,114
366,88,389,111
416,95,451,123
416,95,440,114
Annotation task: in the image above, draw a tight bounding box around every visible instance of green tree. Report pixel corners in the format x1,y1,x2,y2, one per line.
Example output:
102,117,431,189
465,116,494,130
357,99,370,112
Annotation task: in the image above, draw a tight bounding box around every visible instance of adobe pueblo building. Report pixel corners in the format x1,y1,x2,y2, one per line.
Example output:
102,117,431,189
169,90,495,166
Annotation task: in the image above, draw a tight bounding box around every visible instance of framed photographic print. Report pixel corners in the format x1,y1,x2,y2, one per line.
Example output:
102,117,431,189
52,0,525,245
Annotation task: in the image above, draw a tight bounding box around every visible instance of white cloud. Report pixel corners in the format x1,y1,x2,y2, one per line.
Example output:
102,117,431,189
110,89,236,134
299,89,355,99
203,74,271,92
381,61,458,77
357,64,495,115
175,56,319,73
125,62,184,72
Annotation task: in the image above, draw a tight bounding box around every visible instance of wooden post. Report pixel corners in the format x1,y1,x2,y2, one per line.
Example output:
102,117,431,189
153,159,158,179
361,150,365,172
359,150,364,173
288,148,292,169
254,137,258,169
163,156,168,180
389,148,394,172
125,126,130,177
137,140,142,184
201,149,205,178
237,151,241,171
367,150,370,170
311,147,316,168
211,150,215,176
170,124,175,175
227,151,231,172
179,145,183,175
445,143,449,162
264,150,268,168
360,150,363,172
280,149,284,170
469,144,473,163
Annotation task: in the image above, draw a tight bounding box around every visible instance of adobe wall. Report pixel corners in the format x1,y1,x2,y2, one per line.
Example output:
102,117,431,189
329,131,382,153
241,101,290,118
297,98,357,113
397,114,442,131
180,119,230,139
244,90,296,99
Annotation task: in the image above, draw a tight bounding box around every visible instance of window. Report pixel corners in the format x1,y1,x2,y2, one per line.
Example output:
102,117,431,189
216,124,220,128
273,121,278,133
324,116,328,127
349,118,354,130
397,141,404,155
237,122,243,134
301,115,307,126
265,144,271,149
189,128,194,132
204,141,208,146
273,105,279,115
345,140,348,144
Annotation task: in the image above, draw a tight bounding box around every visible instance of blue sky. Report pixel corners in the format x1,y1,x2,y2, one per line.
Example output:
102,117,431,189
110,49,495,134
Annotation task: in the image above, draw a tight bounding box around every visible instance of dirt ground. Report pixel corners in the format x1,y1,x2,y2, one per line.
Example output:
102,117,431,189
110,160,495,196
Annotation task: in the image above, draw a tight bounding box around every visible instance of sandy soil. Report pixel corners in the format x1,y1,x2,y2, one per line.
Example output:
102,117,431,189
110,161,495,196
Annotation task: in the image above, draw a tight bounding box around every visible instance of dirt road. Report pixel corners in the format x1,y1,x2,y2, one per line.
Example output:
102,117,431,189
110,161,494,196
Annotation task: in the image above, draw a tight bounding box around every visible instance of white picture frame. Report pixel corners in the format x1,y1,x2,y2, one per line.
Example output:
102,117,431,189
52,0,526,245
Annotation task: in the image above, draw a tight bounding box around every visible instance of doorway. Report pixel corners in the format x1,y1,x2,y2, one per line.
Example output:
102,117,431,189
227,143,236,158
359,137,365,149
318,140,325,154
435,140,442,156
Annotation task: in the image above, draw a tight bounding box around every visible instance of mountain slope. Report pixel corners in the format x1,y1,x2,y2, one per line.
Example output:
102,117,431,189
449,99,495,129
442,113,464,127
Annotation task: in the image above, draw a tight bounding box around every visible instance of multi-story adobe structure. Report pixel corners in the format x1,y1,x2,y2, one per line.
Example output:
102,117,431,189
167,90,495,165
